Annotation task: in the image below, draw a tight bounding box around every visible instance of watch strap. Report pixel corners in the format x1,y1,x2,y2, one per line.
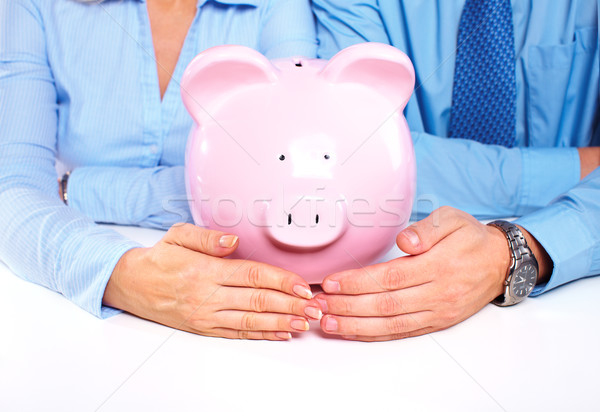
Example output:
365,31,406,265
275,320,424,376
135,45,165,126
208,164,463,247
60,171,70,205
487,220,537,306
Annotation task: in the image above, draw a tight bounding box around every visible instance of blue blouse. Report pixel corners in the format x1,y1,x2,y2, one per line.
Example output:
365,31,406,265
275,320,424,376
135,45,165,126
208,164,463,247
0,0,316,317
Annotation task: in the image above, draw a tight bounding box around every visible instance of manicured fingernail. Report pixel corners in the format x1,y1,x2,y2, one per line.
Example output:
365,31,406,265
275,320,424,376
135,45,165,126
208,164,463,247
315,296,328,313
402,229,420,247
293,285,312,299
275,332,292,340
322,279,340,293
304,305,322,320
219,235,238,248
291,319,309,331
324,316,338,332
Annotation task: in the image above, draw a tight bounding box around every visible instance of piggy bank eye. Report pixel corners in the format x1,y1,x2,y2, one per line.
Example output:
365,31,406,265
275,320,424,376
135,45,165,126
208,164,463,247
279,154,285,161
324,154,330,160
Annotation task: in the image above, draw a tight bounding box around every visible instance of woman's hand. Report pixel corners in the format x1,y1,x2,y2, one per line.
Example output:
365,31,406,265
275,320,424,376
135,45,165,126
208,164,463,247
315,207,519,341
104,223,322,340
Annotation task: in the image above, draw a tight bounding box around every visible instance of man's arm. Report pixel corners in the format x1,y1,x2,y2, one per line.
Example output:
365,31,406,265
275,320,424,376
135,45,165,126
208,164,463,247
517,166,600,295
411,132,582,219
315,170,600,340
314,0,586,220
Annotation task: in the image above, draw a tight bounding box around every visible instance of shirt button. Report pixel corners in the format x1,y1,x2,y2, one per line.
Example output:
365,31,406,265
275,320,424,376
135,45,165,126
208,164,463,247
150,144,159,154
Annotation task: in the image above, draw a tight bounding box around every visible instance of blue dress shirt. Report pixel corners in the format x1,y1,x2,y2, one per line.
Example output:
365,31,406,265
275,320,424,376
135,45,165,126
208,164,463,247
313,0,600,295
0,0,316,317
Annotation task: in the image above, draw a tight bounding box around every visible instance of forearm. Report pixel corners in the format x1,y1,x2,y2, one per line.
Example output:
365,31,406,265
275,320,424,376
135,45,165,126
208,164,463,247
0,183,141,318
515,167,600,295
412,132,581,219
0,0,141,317
68,165,192,229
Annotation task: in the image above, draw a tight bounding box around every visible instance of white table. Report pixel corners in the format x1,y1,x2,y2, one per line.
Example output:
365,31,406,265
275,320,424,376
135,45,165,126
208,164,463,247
1,225,598,412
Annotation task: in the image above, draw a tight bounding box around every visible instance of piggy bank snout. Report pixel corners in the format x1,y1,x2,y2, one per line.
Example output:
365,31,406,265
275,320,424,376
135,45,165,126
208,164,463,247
265,195,348,250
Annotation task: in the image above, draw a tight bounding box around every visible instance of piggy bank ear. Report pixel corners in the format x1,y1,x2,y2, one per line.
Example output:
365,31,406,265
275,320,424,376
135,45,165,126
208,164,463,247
180,45,279,122
320,42,415,110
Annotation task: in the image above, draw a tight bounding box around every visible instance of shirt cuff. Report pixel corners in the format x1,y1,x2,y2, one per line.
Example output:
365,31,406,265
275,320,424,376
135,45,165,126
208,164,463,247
97,242,141,319
516,203,595,296
516,147,580,215
55,228,142,319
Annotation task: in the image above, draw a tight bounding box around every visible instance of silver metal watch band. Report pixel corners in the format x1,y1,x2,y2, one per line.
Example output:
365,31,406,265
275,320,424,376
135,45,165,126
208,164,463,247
488,220,537,306
493,220,534,263
60,171,70,205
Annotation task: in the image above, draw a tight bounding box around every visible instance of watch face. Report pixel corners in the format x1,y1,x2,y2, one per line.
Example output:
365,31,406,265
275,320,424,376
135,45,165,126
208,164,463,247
510,263,537,298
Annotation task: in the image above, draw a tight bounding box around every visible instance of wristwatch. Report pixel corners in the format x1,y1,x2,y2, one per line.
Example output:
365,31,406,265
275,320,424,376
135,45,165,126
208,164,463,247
487,220,538,306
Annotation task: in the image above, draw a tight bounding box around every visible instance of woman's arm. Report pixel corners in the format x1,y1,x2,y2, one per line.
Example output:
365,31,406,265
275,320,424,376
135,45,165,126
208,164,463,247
61,0,318,228
66,165,191,230
0,0,140,318
0,0,321,339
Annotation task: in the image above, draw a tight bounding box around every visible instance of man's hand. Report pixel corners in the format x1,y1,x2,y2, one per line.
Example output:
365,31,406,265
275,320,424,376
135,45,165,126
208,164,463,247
104,224,322,340
316,206,521,341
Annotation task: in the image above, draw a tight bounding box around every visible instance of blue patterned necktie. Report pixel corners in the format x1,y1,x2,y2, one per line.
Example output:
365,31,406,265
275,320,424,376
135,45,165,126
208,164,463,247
448,0,517,147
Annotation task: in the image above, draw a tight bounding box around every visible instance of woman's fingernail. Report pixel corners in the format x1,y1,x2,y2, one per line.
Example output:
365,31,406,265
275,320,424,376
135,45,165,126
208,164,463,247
304,305,322,320
402,229,420,248
275,332,292,340
219,234,238,248
315,296,328,313
322,279,340,293
324,316,338,332
293,285,312,299
291,319,310,331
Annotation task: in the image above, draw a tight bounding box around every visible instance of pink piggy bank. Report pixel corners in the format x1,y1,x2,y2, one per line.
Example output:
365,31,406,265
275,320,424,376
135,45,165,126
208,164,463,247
181,43,416,284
